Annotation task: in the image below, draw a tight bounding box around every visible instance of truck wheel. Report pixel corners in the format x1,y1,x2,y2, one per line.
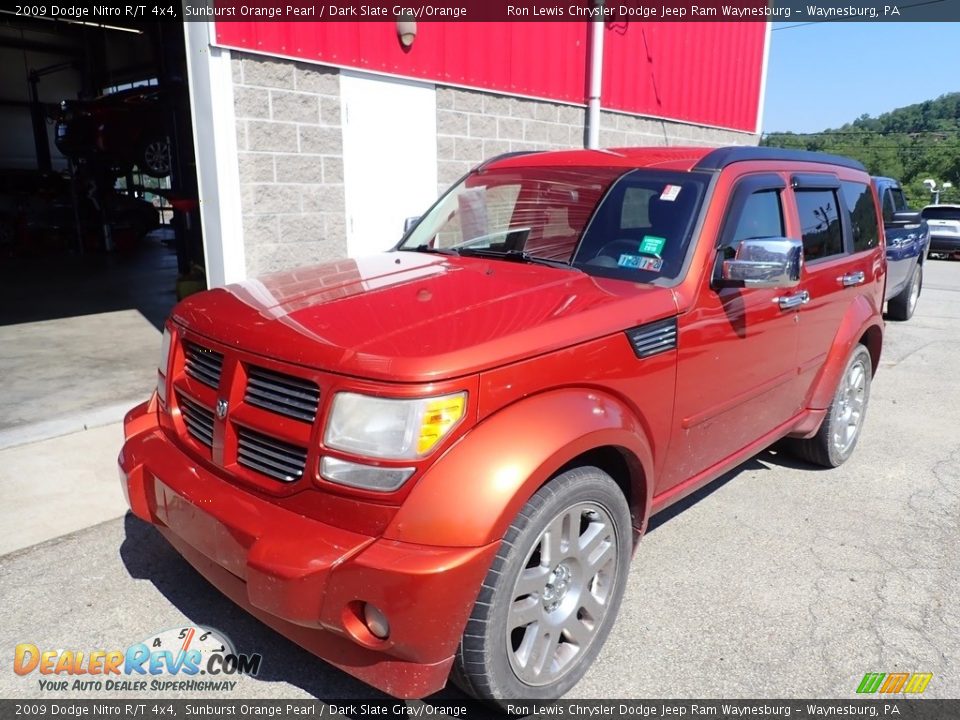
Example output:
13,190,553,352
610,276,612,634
452,466,632,704
789,345,872,468
887,263,921,321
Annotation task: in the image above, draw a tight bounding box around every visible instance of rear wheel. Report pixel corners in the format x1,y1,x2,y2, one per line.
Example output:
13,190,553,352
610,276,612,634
788,344,872,468
452,467,632,704
887,263,921,321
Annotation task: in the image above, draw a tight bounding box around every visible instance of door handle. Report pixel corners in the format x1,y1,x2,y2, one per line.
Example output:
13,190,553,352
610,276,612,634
775,290,810,310
838,271,865,287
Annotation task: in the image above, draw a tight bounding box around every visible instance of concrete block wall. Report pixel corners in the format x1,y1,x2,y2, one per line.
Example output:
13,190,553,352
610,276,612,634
435,87,756,194
231,52,347,276
228,59,756,277
599,111,756,148
435,87,588,194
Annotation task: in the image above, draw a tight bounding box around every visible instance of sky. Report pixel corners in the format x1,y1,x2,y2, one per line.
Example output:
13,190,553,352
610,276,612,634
761,22,958,134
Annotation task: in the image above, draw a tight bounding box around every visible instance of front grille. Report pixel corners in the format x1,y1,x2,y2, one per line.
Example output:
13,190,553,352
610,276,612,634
178,395,214,448
245,366,320,422
183,341,224,389
626,317,678,358
237,427,307,482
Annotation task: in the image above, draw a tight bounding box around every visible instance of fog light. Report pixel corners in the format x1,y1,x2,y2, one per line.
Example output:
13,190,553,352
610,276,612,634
363,603,390,640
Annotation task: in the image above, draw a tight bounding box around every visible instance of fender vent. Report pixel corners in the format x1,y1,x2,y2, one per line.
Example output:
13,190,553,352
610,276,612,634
626,317,678,358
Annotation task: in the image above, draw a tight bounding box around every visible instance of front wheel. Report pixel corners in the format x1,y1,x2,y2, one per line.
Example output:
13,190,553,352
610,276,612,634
887,263,921,321
452,467,632,704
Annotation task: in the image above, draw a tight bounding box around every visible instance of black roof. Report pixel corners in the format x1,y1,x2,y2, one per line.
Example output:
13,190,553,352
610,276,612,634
694,146,867,173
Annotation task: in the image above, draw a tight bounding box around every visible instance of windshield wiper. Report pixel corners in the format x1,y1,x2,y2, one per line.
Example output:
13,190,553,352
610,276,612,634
405,245,460,256
456,247,578,271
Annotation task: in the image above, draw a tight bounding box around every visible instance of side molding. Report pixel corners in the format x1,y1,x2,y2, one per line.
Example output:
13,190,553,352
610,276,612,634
383,389,654,547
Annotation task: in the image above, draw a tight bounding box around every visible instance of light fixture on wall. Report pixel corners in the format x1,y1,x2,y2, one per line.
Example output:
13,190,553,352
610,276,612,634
396,13,417,48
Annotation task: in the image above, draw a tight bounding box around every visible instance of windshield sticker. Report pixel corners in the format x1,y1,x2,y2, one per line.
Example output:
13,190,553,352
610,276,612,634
618,254,663,272
639,235,667,256
660,185,682,202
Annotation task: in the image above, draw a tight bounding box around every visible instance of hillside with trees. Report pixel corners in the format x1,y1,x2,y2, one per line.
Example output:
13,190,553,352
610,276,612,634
762,92,960,208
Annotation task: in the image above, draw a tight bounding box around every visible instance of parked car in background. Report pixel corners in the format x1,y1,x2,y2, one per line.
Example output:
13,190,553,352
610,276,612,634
921,204,960,257
120,146,885,704
873,176,929,321
55,84,181,178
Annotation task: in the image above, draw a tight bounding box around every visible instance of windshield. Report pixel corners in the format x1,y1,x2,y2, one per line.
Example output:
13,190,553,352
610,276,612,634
399,165,709,282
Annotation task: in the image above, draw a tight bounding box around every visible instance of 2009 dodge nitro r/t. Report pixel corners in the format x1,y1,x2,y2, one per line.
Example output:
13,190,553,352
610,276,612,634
120,146,885,704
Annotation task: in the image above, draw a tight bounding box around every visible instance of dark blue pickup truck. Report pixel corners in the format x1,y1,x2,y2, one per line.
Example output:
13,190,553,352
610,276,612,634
874,176,929,321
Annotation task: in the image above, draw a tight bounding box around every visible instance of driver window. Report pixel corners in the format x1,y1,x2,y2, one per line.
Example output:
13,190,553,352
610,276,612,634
720,190,784,262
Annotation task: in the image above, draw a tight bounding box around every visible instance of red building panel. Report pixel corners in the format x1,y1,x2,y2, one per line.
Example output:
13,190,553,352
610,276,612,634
214,21,765,133
601,22,765,132
214,21,589,104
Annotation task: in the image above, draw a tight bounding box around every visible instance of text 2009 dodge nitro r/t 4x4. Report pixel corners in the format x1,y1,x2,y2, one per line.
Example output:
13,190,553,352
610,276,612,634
119,146,885,703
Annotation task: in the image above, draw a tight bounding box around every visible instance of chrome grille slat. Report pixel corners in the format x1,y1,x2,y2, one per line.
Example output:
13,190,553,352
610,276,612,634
178,395,214,448
183,341,224,390
237,455,302,482
244,366,319,422
237,427,307,483
237,450,303,478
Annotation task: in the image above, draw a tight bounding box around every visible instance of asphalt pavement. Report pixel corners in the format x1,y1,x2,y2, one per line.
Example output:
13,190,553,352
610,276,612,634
2,260,958,704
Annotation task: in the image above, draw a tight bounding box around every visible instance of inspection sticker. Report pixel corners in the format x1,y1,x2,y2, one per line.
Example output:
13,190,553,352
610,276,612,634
660,184,682,201
618,254,663,272
639,235,667,256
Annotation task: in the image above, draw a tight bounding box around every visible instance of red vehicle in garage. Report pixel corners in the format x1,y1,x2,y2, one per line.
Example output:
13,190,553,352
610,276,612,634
55,84,180,178
120,146,885,703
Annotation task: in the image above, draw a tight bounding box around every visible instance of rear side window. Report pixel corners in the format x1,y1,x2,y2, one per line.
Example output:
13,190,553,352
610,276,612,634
796,189,844,261
842,181,879,253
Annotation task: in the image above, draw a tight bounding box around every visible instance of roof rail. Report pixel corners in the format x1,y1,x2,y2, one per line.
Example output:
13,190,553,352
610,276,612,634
695,146,867,172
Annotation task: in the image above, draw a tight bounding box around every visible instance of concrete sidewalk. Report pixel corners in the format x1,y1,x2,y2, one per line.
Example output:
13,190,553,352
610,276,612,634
0,421,130,556
0,309,158,555
0,309,160,447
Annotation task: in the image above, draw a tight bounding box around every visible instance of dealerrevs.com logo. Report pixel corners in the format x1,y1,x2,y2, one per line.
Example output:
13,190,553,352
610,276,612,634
14,626,262,693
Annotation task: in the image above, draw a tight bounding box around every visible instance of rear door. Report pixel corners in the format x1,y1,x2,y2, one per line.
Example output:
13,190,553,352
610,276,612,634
789,174,883,399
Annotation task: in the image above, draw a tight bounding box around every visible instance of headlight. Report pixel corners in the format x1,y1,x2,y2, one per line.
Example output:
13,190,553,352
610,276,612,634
157,328,172,404
324,391,467,459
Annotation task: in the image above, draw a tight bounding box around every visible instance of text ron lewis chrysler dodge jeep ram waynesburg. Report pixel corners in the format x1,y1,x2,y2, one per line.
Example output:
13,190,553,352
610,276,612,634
119,146,885,703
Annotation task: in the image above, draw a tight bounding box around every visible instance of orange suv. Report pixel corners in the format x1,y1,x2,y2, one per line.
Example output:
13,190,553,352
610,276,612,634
120,146,885,703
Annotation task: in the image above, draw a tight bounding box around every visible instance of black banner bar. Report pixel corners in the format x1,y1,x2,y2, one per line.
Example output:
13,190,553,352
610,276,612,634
2,0,959,23
0,699,956,720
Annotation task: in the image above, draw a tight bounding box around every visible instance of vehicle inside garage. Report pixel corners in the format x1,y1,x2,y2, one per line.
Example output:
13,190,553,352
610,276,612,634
0,13,203,330
0,14,203,438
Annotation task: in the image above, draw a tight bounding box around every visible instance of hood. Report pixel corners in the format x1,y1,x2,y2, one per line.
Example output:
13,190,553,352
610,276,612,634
172,252,678,382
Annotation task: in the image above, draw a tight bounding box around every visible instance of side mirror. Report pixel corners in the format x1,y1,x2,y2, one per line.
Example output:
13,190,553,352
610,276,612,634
403,216,420,233
717,237,802,289
890,210,921,227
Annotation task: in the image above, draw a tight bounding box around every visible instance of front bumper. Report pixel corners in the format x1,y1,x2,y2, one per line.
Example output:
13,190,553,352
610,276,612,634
118,399,499,699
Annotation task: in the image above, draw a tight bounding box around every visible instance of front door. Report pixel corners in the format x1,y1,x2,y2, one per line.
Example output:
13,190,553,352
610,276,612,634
659,172,803,494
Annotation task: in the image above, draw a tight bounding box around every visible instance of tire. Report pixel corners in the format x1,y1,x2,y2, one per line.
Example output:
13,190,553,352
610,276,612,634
887,263,921,321
452,466,632,705
139,136,172,178
788,344,872,468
